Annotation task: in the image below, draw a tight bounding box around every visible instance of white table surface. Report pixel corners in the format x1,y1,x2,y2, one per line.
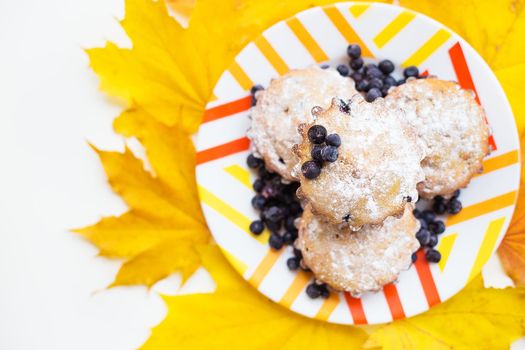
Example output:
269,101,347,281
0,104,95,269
0,0,523,349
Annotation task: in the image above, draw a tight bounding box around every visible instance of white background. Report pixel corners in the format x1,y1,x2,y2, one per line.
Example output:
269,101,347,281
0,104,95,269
0,0,523,349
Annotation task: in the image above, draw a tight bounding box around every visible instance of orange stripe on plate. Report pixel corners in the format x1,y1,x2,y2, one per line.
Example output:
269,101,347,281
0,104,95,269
446,191,517,226
315,293,340,321
228,61,253,91
286,17,329,63
196,137,250,165
383,284,406,320
477,150,519,176
323,6,373,57
343,292,368,324
248,249,282,287
402,28,451,67
349,4,370,18
414,250,441,307
280,272,311,308
254,36,289,75
373,11,415,48
449,42,497,150
202,96,251,123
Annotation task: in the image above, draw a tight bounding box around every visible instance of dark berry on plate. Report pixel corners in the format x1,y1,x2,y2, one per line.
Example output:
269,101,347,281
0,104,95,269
290,202,303,215
447,199,462,214
293,248,303,259
325,133,341,147
366,67,383,79
364,63,378,71
383,75,396,86
320,64,330,69
418,218,428,230
369,77,383,90
434,195,445,202
378,59,395,74
285,216,297,231
269,233,284,250
319,284,330,298
251,95,257,106
311,144,325,162
283,231,296,245
321,145,339,162
413,208,422,218
411,252,418,262
251,195,266,210
422,210,436,223
381,85,391,97
416,228,431,246
287,257,300,270
347,44,362,59
307,125,327,144
264,219,281,233
336,64,349,77
425,249,442,263
429,220,446,234
350,71,363,82
247,154,263,169
301,161,321,179
264,206,284,222
252,179,264,193
451,189,461,199
261,184,279,199
350,57,364,70
427,234,438,248
306,283,321,298
366,88,382,102
258,166,273,180
249,220,264,235
250,84,264,95
356,79,369,92
433,200,447,215
397,78,406,86
403,65,419,78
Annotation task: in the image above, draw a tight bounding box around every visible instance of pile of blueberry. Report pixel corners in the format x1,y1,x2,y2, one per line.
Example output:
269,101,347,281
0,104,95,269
301,125,341,180
412,190,463,263
329,44,426,102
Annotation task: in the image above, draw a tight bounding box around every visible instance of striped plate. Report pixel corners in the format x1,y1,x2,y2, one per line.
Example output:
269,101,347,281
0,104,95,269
195,2,521,324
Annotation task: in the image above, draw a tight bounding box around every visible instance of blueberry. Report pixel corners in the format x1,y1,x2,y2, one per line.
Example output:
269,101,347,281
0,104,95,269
285,216,297,232
319,284,330,298
307,125,327,144
356,79,369,92
432,200,447,215
397,78,406,86
321,146,339,162
258,166,273,180
306,283,321,298
447,199,462,214
425,249,441,263
325,133,341,147
366,67,383,79
311,144,325,162
287,257,300,270
347,44,362,59
383,75,396,86
435,195,445,202
250,84,264,95
350,57,364,70
251,195,266,210
366,88,382,102
429,220,446,234
416,228,431,246
422,210,436,223
403,66,419,78
427,234,438,248
336,64,350,77
301,161,321,179
320,64,330,69
411,252,418,262
269,233,284,250
378,59,395,74
261,184,279,199
381,85,391,97
451,189,461,199
350,72,363,82
264,206,284,222
289,202,303,215
413,208,422,219
293,248,303,259
364,63,378,71
249,220,264,235
418,218,428,230
283,231,297,245
368,77,383,90
264,219,281,233
247,154,263,169
252,179,264,193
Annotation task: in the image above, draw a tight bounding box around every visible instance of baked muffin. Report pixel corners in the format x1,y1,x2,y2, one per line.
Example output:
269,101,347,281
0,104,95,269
248,65,358,181
293,95,425,229
296,204,420,295
387,78,490,198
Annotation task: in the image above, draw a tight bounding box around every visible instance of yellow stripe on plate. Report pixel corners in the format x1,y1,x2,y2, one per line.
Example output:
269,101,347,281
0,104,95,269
315,293,340,321
402,29,451,67
224,164,251,189
373,11,416,48
349,4,370,18
437,233,458,272
477,150,519,176
286,17,329,63
221,248,248,275
198,185,269,244
467,217,506,282
446,191,517,226
280,271,311,308
248,249,282,287
254,36,289,75
228,61,254,91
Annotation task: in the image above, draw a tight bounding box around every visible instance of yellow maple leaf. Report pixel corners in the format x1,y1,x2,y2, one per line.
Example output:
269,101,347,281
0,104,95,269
399,0,525,134
75,112,209,287
499,130,525,286
141,245,369,350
